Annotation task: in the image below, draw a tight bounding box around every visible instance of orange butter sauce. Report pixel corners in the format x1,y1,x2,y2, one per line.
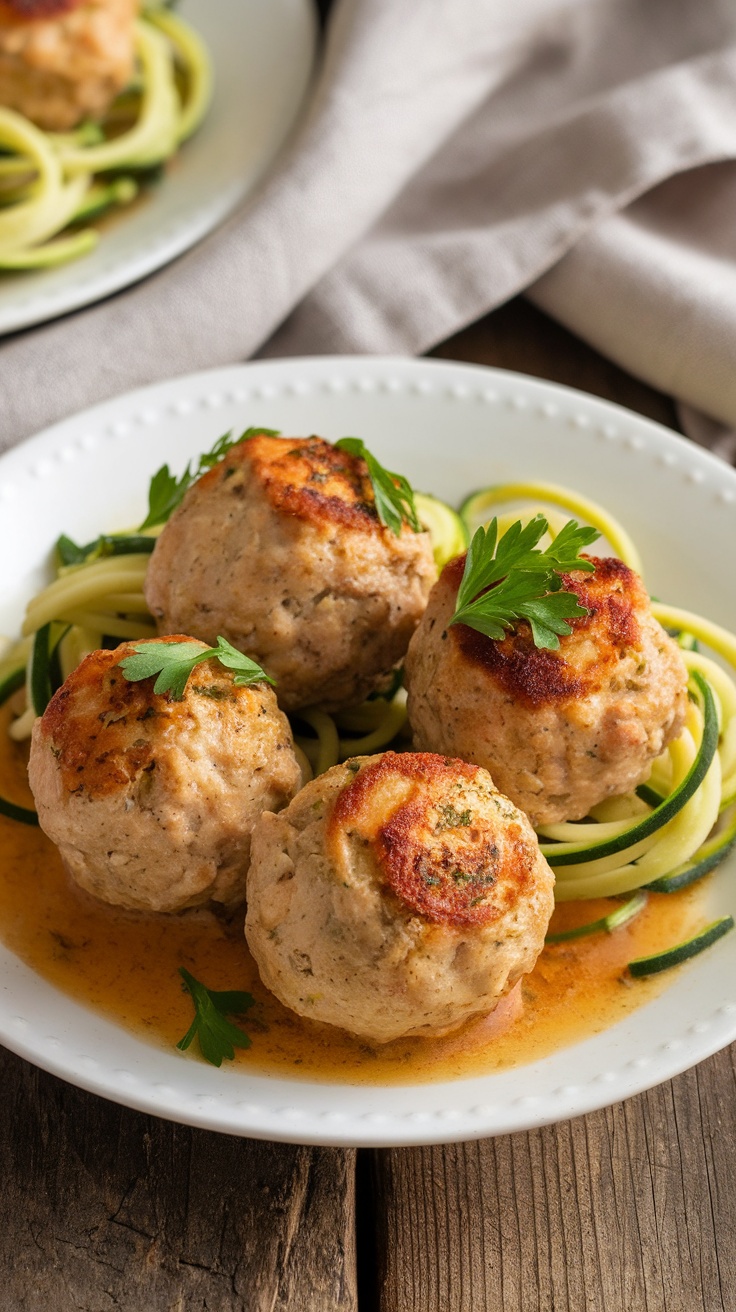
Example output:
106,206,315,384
0,701,705,1085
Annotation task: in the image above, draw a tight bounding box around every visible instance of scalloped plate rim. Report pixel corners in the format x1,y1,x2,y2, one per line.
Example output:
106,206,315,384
0,354,733,1147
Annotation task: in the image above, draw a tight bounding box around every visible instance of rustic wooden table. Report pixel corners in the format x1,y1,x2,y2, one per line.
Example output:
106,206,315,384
1,299,734,1312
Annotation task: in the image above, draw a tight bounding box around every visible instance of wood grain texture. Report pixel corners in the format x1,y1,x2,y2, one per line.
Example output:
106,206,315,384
0,1046,357,1312
371,1047,736,1312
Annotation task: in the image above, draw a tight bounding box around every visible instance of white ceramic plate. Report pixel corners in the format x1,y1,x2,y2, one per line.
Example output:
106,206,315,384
1,356,734,1147
0,0,317,336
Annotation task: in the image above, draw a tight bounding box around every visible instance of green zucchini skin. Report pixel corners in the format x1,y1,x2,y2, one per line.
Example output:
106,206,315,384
29,623,52,719
458,489,485,525
29,622,72,719
0,667,39,826
0,796,39,827
545,890,647,944
628,916,734,977
0,666,25,706
542,672,718,868
56,533,157,567
636,783,665,809
414,493,468,569
644,832,736,894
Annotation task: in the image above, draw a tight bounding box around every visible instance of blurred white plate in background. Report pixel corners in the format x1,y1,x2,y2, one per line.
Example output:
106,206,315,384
0,0,318,336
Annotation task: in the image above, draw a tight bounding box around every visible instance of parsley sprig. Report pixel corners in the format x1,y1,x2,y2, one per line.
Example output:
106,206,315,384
334,437,422,536
139,426,280,530
139,427,420,537
449,515,599,649
119,635,273,700
176,968,254,1067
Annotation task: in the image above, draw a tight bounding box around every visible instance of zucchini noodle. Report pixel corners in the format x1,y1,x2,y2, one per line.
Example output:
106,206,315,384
3,470,735,944
59,22,179,175
0,9,212,271
292,744,314,787
336,689,408,758
0,636,31,688
58,625,100,682
414,493,468,568
0,110,88,252
0,229,97,271
457,483,736,906
147,8,214,144
293,692,409,774
51,611,155,640
460,481,643,576
540,655,735,901
22,555,151,635
8,706,35,743
293,709,340,778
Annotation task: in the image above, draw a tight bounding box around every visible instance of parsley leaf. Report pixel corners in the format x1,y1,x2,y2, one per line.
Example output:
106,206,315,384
55,532,158,567
449,515,599,650
176,968,254,1067
56,533,91,566
334,437,422,536
139,426,281,530
139,463,191,531
119,635,274,700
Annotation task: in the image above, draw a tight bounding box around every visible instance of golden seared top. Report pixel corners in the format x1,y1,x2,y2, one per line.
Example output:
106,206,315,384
328,751,540,928
39,636,259,799
198,434,392,534
446,553,646,706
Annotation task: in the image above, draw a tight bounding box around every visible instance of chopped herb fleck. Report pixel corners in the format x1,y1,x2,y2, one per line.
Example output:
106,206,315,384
436,804,472,830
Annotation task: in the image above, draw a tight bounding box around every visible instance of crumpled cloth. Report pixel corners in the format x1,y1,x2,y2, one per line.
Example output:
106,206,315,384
3,0,736,458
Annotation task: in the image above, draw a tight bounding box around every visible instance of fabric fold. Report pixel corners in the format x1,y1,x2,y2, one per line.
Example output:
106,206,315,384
529,163,736,434
2,0,736,452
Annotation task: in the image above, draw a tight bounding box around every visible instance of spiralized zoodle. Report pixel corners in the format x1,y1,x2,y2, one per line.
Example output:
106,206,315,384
2,475,736,954
457,482,736,912
0,8,211,271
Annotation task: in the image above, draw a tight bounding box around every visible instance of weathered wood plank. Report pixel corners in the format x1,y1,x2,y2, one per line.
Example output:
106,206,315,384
0,1046,357,1312
371,1047,736,1312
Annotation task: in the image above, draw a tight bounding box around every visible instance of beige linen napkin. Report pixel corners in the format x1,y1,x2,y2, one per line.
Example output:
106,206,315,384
529,162,736,444
2,0,736,453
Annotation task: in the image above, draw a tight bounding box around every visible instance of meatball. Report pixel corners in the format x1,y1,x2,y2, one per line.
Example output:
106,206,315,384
144,435,437,713
28,636,302,912
405,554,689,826
245,751,554,1043
0,0,137,131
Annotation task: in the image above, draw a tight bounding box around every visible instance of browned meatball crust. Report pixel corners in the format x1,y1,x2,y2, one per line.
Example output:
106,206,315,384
405,554,689,826
144,435,437,712
0,0,137,131
28,636,301,912
245,751,554,1043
